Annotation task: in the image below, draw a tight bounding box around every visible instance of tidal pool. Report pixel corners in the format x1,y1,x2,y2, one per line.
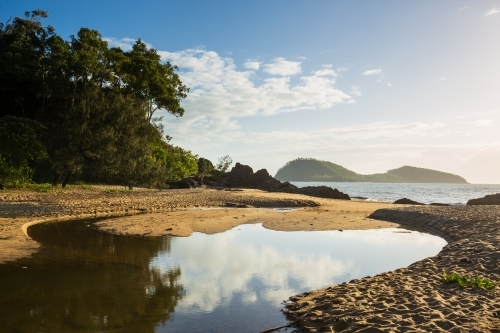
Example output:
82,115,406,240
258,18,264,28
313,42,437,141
0,219,446,332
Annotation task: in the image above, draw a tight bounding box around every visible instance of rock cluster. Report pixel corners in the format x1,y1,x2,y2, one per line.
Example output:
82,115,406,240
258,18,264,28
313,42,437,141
393,198,425,205
177,162,351,200
227,163,351,200
467,193,500,205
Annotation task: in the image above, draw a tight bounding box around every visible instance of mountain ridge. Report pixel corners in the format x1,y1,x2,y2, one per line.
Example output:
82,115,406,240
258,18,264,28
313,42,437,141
274,158,468,183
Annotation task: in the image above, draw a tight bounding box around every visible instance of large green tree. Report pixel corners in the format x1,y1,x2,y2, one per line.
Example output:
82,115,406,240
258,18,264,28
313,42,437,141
0,10,190,187
0,116,47,188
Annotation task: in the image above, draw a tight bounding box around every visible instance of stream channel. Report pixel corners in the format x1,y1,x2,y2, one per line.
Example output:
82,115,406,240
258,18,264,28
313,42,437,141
0,219,446,332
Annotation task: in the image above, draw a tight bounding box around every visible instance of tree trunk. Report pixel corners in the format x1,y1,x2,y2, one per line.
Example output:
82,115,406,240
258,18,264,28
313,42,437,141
52,167,66,187
62,171,73,188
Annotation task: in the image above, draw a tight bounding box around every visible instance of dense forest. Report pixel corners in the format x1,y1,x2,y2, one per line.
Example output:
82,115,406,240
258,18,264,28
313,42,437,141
0,10,220,189
275,158,468,183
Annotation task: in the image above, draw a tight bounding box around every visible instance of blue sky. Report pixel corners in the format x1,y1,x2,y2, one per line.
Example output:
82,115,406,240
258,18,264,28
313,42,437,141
3,1,500,183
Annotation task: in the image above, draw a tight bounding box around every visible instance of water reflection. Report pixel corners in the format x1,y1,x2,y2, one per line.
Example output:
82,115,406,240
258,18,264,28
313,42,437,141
0,220,184,333
0,220,446,333
151,224,446,332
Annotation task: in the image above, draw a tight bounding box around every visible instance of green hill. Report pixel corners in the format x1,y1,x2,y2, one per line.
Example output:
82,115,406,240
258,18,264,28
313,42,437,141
275,158,468,183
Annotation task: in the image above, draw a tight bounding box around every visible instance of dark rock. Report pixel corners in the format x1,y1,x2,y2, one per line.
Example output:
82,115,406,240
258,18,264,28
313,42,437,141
430,203,451,206
252,168,273,186
351,196,368,200
259,178,298,193
224,203,249,208
227,163,254,186
177,177,202,189
467,193,500,205
298,186,350,200
393,198,425,205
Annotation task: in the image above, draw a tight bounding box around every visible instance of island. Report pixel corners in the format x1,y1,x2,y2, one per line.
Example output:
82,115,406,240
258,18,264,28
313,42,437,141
275,158,468,183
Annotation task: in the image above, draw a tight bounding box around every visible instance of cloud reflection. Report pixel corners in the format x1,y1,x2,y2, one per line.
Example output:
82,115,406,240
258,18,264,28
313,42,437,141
150,225,445,314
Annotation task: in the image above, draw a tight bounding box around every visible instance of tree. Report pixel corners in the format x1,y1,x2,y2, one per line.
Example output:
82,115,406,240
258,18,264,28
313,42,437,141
216,155,233,173
197,157,215,175
0,116,47,187
0,11,190,187
119,40,189,121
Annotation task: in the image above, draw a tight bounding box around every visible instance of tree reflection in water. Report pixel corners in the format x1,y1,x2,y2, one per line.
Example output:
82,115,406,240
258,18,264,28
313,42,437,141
0,219,185,333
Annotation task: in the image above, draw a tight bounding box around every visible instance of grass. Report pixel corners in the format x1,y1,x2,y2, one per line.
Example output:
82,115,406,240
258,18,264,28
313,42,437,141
442,272,497,290
104,189,132,194
1,183,55,192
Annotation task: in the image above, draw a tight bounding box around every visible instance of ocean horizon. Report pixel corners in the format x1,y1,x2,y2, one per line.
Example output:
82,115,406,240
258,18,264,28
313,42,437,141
291,182,500,206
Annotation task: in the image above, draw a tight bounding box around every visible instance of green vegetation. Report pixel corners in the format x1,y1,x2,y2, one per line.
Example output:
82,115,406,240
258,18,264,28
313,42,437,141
275,158,468,183
442,272,497,290
104,189,132,194
0,9,208,190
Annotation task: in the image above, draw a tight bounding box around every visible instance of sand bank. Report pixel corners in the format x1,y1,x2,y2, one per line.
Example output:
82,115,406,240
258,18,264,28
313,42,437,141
284,206,500,332
0,187,396,263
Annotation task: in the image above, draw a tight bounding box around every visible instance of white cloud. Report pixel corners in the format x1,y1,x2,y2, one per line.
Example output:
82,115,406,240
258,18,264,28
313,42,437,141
103,37,152,51
313,66,338,77
158,49,352,138
458,6,470,11
243,61,260,70
363,69,383,76
350,85,362,96
151,224,441,314
485,8,500,16
471,119,492,127
263,57,302,76
337,66,349,72
437,77,446,81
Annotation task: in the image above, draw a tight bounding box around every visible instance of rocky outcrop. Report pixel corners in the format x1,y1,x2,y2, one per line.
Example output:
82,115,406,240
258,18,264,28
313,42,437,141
227,163,254,186
259,178,298,193
225,163,350,200
467,193,500,205
393,198,424,205
300,186,350,200
252,168,274,186
176,174,204,189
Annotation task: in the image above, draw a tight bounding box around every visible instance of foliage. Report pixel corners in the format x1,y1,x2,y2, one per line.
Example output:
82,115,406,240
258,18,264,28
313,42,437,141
0,116,47,188
216,155,233,173
0,10,189,187
163,145,199,182
442,272,497,290
197,157,215,175
275,158,467,183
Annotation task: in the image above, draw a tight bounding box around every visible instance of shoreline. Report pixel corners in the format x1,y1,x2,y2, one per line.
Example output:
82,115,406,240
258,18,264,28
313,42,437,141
284,206,500,332
2,187,499,331
0,187,396,263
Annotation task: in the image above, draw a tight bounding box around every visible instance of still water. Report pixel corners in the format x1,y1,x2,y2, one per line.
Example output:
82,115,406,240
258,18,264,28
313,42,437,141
293,182,500,205
0,219,446,332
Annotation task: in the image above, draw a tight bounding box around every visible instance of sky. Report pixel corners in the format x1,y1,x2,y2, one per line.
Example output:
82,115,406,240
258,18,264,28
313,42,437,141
3,1,500,183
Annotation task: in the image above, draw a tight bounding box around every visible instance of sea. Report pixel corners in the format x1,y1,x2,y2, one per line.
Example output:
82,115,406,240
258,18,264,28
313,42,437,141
291,182,500,206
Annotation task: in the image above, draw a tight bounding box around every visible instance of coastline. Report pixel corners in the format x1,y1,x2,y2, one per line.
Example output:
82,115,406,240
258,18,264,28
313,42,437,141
2,187,499,331
0,187,396,264
284,206,500,332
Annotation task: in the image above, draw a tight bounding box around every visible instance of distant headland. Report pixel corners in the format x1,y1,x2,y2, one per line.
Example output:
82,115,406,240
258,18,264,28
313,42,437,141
275,158,468,183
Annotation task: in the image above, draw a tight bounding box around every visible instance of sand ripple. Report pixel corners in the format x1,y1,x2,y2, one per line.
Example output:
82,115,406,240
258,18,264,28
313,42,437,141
285,206,500,332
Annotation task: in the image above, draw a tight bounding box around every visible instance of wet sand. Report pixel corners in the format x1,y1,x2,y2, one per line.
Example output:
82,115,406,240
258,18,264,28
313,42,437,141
0,186,396,263
2,186,499,331
285,206,500,332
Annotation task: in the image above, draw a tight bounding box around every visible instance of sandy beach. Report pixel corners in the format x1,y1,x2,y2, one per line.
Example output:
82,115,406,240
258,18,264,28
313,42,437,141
1,186,499,331
284,206,500,332
0,186,396,264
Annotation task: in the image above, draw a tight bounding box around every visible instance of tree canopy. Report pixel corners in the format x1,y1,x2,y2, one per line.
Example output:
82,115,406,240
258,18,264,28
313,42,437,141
0,10,197,188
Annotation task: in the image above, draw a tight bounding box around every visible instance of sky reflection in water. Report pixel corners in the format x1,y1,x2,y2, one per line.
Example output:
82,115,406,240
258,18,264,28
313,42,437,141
151,224,446,332
0,220,446,333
